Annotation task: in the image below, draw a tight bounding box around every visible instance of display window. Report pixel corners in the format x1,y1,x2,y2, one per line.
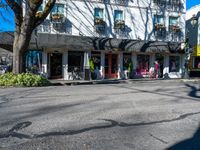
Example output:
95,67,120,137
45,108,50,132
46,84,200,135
169,56,180,72
136,55,150,75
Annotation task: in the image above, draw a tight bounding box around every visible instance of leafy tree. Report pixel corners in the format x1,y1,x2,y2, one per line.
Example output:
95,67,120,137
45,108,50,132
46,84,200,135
0,0,56,73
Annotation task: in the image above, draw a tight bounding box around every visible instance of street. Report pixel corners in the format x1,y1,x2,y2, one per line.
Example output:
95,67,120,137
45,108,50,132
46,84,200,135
0,80,200,150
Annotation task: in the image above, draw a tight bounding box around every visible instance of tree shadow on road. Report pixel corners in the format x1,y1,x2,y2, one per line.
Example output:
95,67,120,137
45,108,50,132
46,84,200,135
185,84,200,99
167,127,200,150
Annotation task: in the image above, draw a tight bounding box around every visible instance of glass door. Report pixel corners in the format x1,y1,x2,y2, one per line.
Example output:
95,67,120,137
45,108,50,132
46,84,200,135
105,54,118,79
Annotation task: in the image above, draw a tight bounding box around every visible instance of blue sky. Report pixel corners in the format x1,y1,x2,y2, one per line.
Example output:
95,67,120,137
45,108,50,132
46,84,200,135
0,0,200,31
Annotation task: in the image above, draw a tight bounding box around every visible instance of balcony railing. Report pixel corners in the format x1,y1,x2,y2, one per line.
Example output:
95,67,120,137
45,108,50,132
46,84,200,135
94,18,106,33
154,24,166,40
37,22,72,34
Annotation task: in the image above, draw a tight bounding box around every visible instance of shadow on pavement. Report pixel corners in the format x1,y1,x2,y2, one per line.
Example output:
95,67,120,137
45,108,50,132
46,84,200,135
167,127,200,150
185,84,200,99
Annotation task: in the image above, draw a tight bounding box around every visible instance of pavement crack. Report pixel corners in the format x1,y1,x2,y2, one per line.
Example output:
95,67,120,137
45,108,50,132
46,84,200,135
149,133,168,144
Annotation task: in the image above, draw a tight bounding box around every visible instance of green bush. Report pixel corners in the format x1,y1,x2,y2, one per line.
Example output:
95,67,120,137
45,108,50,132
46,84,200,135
0,73,50,87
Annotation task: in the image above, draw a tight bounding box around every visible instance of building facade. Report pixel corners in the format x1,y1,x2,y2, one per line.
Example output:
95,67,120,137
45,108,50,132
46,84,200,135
186,5,200,77
25,0,186,80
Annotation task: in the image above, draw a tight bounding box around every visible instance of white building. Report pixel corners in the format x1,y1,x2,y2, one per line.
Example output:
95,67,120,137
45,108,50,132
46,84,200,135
186,5,200,77
25,0,186,80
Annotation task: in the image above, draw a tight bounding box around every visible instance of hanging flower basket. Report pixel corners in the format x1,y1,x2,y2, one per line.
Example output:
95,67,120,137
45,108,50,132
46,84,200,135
36,11,42,17
51,13,64,21
170,25,181,32
114,20,125,29
154,23,165,30
94,18,105,25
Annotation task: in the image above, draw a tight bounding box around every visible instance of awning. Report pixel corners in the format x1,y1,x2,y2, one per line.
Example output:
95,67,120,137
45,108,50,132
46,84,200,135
0,32,183,53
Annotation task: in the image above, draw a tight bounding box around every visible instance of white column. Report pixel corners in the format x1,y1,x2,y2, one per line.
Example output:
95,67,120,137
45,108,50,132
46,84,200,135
42,51,48,78
150,53,155,73
118,52,123,79
163,55,169,77
63,51,68,80
180,54,185,76
100,51,105,79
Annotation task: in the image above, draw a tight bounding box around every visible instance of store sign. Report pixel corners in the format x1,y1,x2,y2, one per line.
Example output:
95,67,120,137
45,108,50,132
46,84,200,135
197,45,200,56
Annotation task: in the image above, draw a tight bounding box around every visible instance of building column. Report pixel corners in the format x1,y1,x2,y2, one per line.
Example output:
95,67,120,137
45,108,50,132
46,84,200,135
118,52,123,79
63,51,68,80
180,54,185,77
100,51,105,79
42,51,48,78
163,55,169,77
150,53,155,73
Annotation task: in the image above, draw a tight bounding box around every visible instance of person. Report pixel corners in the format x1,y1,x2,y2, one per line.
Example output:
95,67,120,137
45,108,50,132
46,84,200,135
154,61,159,79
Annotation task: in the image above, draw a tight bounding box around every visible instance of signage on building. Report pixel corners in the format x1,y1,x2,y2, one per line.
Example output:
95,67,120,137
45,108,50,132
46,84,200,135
194,44,200,56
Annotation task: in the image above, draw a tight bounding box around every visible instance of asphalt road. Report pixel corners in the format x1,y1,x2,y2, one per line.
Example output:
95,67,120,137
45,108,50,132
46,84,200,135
0,80,200,150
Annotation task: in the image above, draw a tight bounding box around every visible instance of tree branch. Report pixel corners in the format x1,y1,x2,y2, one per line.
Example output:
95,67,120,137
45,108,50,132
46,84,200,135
5,0,22,29
34,0,56,27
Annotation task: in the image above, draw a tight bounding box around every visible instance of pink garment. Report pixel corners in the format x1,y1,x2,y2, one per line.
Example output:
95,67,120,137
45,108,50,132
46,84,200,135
155,63,159,71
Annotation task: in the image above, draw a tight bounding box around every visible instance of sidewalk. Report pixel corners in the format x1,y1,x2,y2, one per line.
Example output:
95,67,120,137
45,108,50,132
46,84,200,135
49,78,200,86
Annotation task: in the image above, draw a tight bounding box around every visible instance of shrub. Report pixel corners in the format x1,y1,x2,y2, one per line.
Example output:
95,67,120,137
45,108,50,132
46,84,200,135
0,73,50,87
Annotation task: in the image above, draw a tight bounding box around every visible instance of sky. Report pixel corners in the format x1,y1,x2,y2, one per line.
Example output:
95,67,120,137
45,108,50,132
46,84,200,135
0,0,200,31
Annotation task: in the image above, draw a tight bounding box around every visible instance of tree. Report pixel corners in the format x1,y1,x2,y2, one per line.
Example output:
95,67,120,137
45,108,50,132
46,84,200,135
3,0,56,73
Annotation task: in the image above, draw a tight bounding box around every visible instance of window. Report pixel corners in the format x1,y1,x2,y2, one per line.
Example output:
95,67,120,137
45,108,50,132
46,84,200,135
169,56,180,72
38,5,43,12
123,53,132,71
154,15,164,24
24,50,42,74
52,4,64,14
91,51,101,70
94,8,103,19
137,55,150,75
169,17,178,25
192,56,200,69
114,10,123,21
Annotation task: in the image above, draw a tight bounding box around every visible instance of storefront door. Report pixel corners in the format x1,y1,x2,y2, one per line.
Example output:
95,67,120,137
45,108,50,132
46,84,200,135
105,54,118,79
49,53,62,79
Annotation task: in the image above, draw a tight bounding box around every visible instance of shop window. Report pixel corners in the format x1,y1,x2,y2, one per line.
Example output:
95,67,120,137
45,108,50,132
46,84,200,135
91,51,101,70
68,51,84,72
123,53,132,71
24,50,42,74
137,55,150,75
169,56,180,72
192,56,200,69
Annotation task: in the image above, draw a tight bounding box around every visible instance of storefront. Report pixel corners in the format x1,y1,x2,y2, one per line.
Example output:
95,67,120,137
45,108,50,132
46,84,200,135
24,34,184,80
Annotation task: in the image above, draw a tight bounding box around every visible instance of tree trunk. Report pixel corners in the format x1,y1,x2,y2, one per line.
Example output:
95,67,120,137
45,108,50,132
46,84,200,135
12,31,31,74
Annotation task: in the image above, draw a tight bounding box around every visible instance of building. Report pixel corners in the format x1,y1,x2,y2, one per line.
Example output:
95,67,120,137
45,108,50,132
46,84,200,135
1,0,187,80
186,5,200,77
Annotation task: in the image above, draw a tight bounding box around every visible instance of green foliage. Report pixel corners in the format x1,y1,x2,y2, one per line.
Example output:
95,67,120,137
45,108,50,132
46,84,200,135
0,73,50,87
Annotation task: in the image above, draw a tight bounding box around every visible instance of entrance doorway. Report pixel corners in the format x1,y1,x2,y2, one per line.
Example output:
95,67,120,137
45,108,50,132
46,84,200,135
105,53,118,79
48,53,62,79
155,53,164,78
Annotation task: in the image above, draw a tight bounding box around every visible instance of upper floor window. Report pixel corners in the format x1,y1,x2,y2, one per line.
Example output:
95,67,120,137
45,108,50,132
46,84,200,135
169,16,178,25
52,4,64,15
94,8,105,33
94,8,104,19
154,15,164,24
51,4,64,22
114,10,123,21
114,10,125,30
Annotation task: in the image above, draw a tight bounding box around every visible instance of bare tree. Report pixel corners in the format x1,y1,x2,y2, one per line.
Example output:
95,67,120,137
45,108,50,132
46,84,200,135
2,0,56,73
